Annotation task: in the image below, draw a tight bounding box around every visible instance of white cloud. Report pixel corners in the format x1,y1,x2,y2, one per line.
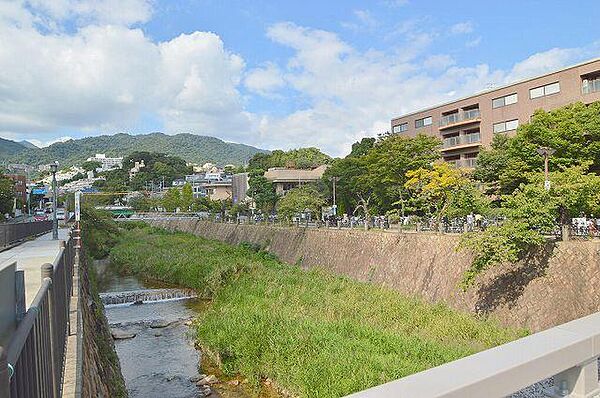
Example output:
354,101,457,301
450,22,473,35
25,0,153,26
27,136,74,148
1,2,596,158
466,36,482,48
0,1,250,143
253,22,593,156
342,10,379,31
423,54,455,70
505,47,586,82
244,63,285,96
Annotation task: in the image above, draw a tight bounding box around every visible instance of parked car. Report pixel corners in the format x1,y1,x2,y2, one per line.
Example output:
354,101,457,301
34,209,47,221
56,208,66,220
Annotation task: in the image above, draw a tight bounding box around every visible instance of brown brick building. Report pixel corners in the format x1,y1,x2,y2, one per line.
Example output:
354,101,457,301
390,58,600,167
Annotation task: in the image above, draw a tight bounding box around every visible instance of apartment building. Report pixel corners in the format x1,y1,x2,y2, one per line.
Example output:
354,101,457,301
390,58,600,168
86,153,123,171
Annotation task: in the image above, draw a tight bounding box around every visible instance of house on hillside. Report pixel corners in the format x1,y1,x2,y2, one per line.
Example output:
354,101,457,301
264,165,328,195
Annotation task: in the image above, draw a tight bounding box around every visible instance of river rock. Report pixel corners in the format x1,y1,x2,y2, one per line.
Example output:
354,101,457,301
227,379,240,386
131,299,144,305
149,319,172,328
196,374,218,385
111,328,136,340
199,385,212,397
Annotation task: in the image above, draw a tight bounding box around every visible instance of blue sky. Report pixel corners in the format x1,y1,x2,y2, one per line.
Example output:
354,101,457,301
0,0,598,156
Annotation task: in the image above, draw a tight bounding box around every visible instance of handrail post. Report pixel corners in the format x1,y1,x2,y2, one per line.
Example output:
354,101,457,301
0,347,9,398
41,263,59,398
554,358,600,397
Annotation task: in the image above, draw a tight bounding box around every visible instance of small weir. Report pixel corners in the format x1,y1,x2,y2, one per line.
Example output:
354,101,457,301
96,259,264,398
100,288,198,305
96,260,209,398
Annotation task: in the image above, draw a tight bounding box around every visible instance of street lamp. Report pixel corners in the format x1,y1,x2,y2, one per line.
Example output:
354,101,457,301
536,147,555,191
331,176,339,216
50,161,58,240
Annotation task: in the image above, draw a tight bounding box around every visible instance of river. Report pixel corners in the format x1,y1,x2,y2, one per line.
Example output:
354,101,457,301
95,258,282,398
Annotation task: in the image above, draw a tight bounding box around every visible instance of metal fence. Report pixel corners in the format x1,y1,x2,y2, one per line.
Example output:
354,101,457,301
0,220,52,248
0,231,75,398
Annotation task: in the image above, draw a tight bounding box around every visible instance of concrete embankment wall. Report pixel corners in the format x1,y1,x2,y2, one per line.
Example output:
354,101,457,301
80,252,128,397
149,219,600,332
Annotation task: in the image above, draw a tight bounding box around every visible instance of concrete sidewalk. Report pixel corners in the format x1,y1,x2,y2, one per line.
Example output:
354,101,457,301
0,228,69,308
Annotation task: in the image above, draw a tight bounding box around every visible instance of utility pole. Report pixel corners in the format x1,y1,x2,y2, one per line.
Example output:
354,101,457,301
331,176,339,216
50,161,58,240
536,147,555,191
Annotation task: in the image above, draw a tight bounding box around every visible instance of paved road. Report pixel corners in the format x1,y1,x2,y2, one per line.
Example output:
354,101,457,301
0,228,69,308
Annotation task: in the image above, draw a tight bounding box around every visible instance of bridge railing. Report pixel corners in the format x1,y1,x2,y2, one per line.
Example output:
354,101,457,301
346,310,600,398
0,220,53,248
0,231,75,398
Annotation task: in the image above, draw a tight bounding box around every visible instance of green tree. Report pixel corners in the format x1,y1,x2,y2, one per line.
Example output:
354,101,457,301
162,188,181,212
181,183,194,211
248,147,332,172
459,164,600,288
277,186,325,221
247,174,278,213
405,163,485,230
363,133,441,214
82,160,102,172
0,175,14,215
475,101,600,194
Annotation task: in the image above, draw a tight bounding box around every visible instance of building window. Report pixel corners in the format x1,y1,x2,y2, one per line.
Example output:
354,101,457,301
529,82,560,99
492,93,518,108
392,122,408,133
415,116,432,129
493,119,519,133
582,77,600,94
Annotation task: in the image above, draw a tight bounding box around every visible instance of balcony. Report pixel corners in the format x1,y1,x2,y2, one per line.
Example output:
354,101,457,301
439,109,481,129
446,158,477,168
442,132,481,150
582,78,600,94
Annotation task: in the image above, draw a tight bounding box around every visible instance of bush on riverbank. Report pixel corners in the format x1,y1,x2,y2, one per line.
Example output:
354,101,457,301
109,223,527,397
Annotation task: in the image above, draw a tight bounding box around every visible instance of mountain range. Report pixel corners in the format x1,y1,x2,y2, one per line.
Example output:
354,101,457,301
0,133,268,167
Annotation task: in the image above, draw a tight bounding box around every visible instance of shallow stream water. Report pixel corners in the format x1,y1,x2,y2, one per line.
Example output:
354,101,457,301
96,259,205,397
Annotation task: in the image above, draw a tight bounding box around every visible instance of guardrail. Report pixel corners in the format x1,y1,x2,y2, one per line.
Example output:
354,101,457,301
346,310,600,398
0,231,75,398
0,220,52,248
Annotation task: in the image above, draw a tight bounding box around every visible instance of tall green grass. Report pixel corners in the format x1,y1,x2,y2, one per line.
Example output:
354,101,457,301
110,224,527,397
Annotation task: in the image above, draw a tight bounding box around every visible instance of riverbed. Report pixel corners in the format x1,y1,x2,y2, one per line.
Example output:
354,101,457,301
96,259,206,397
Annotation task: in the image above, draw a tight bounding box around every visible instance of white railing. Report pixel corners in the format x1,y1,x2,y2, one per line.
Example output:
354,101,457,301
439,109,480,127
442,133,481,148
346,311,600,398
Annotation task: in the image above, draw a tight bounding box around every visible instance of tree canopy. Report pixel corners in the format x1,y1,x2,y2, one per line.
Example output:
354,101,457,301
277,186,326,221
475,101,600,194
248,147,332,172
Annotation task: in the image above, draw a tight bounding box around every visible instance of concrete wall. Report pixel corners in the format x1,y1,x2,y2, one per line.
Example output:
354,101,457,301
80,251,128,398
149,219,600,332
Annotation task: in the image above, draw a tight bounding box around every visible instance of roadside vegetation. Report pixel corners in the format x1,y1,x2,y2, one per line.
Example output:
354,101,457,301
106,221,527,397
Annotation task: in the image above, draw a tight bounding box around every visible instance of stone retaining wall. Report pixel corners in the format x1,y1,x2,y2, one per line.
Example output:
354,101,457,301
80,251,128,397
149,219,600,332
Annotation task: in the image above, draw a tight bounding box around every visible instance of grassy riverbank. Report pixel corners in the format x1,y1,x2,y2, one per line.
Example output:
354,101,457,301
109,223,527,397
